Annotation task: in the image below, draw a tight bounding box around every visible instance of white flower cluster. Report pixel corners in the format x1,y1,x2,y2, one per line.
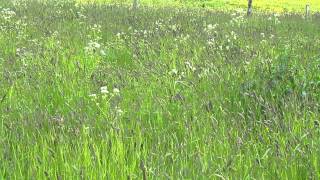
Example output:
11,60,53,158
169,24,178,32
0,8,16,21
116,32,126,39
205,23,219,46
169,68,178,76
204,23,218,34
230,11,246,27
89,86,123,116
89,86,121,99
133,29,151,38
174,34,190,43
85,24,106,56
230,31,237,40
84,40,106,56
155,20,164,31
77,11,87,19
268,14,281,25
12,0,27,7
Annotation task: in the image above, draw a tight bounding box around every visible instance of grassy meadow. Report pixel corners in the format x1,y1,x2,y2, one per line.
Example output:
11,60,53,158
0,0,320,179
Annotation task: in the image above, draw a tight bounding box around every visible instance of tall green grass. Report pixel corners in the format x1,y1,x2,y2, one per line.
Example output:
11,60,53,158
0,0,320,179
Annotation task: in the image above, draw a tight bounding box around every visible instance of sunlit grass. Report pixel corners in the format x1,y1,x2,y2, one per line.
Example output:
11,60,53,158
77,0,320,12
0,0,320,179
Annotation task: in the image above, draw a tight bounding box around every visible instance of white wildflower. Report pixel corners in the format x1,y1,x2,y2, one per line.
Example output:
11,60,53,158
100,86,109,94
100,49,106,56
89,94,97,98
169,68,178,75
113,88,120,95
84,40,102,55
115,107,123,115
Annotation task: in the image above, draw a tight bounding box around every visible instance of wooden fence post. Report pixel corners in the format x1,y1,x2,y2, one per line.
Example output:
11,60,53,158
305,4,310,19
247,0,253,16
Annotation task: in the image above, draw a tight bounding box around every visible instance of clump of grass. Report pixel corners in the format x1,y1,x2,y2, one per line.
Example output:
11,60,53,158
0,0,320,179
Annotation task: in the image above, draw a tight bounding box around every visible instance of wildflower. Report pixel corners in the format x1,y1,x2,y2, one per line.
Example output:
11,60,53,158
231,31,237,40
115,107,123,116
89,93,97,97
261,40,267,44
100,49,106,56
207,38,215,45
169,68,178,75
113,88,120,95
0,8,16,20
100,86,109,94
77,11,86,19
207,24,217,31
52,115,64,124
92,42,101,49
84,40,102,55
116,32,121,38
273,14,281,24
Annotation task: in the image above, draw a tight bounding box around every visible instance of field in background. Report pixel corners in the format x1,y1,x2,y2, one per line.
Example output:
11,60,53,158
78,0,320,13
1,0,320,179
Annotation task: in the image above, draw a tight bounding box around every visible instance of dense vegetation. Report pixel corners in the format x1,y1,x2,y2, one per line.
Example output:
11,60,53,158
0,0,320,179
